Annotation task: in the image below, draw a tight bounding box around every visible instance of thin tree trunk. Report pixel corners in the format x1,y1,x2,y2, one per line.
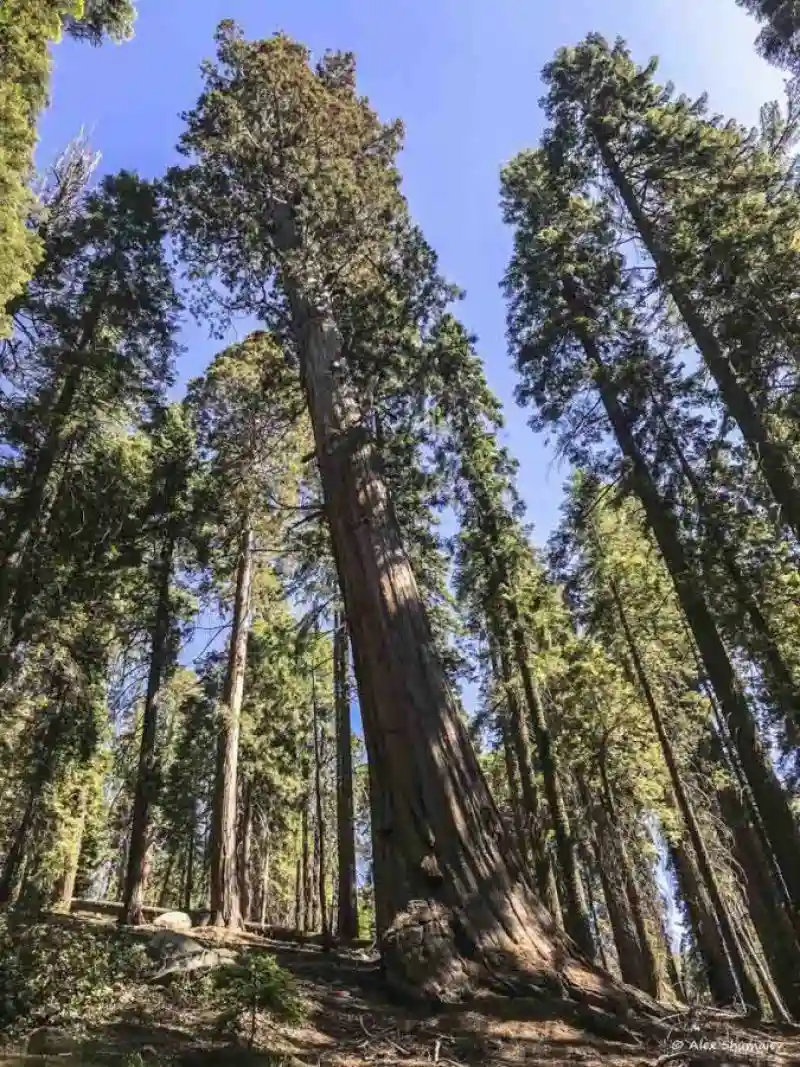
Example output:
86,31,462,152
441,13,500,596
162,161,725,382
511,633,594,959
259,817,271,926
493,637,563,929
0,360,85,626
334,613,358,939
581,859,610,973
301,798,312,933
277,247,615,1000
52,782,89,911
717,781,800,1017
653,394,800,736
121,533,176,926
0,790,40,907
184,811,195,913
597,753,667,1000
294,845,304,934
311,664,329,942
238,779,254,923
565,284,800,920
590,126,800,541
668,838,733,1004
209,520,254,928
0,703,64,905
158,845,177,908
604,561,760,1011
578,775,647,990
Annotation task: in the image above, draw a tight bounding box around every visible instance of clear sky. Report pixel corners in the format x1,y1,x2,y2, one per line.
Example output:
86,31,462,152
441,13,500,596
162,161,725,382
39,0,784,543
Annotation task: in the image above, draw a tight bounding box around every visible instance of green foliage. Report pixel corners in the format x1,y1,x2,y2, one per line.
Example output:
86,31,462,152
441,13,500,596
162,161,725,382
0,916,146,1035
0,0,135,335
737,0,800,70
212,952,305,1048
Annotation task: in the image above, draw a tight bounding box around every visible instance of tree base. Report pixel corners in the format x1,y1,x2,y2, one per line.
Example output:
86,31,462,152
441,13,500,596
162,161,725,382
381,900,666,1037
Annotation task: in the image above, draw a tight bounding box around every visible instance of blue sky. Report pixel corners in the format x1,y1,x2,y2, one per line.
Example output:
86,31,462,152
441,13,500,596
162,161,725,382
39,0,785,545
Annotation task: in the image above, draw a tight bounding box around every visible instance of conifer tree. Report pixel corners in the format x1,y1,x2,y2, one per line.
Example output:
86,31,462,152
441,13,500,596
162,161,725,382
541,36,800,540
168,23,623,1001
120,406,197,925
186,331,306,928
502,144,800,930
0,1,135,335
737,0,800,70
0,171,180,673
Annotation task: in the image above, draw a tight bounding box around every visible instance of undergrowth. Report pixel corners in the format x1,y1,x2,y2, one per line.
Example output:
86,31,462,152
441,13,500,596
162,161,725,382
0,913,306,1054
0,913,148,1036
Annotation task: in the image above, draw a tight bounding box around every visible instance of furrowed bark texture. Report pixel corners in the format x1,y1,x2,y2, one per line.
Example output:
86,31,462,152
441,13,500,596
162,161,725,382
284,280,629,1006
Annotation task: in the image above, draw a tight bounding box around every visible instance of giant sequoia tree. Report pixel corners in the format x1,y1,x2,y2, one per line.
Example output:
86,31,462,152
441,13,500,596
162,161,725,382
166,23,627,1002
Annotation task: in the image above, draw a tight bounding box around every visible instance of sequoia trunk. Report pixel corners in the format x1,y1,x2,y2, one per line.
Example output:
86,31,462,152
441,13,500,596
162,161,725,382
278,267,623,1004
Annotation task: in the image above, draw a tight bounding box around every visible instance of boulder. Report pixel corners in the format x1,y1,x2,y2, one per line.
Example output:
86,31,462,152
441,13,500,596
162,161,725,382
152,909,192,932
151,947,239,983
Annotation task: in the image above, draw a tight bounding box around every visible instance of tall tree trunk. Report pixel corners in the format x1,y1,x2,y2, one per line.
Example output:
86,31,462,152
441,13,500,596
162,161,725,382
158,845,177,908
259,815,271,926
0,790,40,907
604,562,760,1011
183,810,195,913
580,859,610,973
277,254,616,1001
294,841,304,934
0,702,65,905
209,520,254,928
597,754,668,1000
121,533,176,926
668,838,735,1004
238,779,254,923
717,781,800,1017
334,613,359,939
653,394,800,736
311,665,329,942
590,126,800,541
565,286,800,920
52,781,88,911
577,774,653,994
0,358,86,628
301,798,312,933
492,637,563,929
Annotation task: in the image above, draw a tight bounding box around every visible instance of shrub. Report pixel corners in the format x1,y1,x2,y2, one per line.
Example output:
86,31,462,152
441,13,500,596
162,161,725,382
0,915,148,1035
212,952,305,1048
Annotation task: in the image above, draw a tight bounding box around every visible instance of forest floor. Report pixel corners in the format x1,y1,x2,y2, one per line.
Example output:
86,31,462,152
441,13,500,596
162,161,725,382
1,907,799,1067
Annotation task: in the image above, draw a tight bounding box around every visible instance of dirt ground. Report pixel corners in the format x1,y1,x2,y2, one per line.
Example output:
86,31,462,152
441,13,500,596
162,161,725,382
2,909,800,1067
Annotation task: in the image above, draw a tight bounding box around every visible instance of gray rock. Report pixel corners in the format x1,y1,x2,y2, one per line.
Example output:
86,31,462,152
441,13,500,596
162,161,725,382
146,930,205,961
151,947,239,983
152,909,193,931
26,1027,77,1055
